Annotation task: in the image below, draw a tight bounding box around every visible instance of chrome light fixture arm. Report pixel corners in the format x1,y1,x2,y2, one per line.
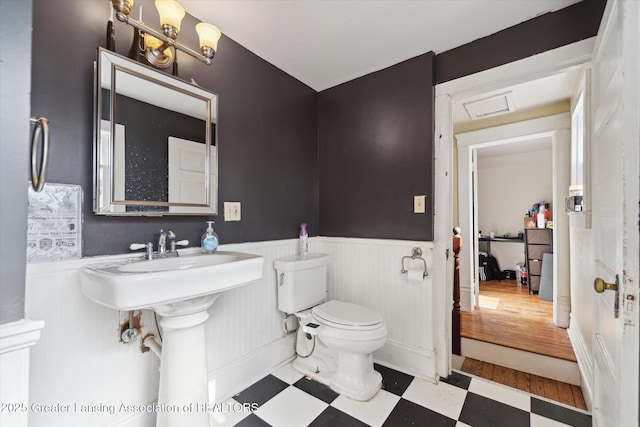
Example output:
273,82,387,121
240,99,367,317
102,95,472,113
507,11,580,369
114,13,213,65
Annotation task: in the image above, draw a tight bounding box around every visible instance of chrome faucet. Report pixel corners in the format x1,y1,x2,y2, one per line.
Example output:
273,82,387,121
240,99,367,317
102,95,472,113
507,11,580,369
158,229,167,254
130,229,189,259
167,230,177,252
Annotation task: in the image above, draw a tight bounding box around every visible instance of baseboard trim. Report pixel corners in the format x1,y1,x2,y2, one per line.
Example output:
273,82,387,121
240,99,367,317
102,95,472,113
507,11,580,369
208,334,296,403
374,339,437,383
567,321,593,410
461,338,581,385
460,288,473,312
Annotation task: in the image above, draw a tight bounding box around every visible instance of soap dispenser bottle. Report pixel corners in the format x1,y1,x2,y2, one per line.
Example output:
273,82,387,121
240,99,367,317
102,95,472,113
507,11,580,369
298,223,308,257
201,221,219,253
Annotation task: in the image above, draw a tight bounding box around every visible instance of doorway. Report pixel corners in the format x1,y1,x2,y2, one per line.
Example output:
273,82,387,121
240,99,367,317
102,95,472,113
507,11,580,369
456,113,572,326
472,137,556,353
455,115,577,383
435,39,595,384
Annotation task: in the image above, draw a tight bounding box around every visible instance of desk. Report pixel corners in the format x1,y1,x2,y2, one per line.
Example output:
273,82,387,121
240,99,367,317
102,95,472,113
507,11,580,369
478,236,524,255
479,237,526,280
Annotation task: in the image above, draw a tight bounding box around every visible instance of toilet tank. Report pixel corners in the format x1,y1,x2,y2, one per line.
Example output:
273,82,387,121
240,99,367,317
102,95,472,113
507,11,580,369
274,253,330,313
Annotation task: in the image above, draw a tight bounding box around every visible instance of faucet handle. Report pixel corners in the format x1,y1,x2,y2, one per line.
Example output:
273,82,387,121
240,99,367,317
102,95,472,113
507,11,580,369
170,239,189,252
130,242,154,259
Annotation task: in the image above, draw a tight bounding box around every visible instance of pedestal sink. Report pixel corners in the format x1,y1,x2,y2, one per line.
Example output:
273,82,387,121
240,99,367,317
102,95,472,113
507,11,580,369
80,251,264,427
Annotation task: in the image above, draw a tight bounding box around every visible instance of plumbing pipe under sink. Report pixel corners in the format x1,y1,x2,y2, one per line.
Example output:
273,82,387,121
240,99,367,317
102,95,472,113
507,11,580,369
142,334,162,359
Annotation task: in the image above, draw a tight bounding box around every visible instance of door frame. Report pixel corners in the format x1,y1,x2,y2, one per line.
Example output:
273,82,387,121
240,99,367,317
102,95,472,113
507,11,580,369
434,38,595,378
455,115,571,328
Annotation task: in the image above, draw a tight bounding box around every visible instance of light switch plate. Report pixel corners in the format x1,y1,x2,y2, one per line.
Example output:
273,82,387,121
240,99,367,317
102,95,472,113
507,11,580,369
414,195,426,214
224,202,241,221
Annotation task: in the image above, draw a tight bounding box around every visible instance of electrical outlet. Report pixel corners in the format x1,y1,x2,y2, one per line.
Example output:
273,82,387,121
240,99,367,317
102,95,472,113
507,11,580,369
414,195,426,214
224,202,241,221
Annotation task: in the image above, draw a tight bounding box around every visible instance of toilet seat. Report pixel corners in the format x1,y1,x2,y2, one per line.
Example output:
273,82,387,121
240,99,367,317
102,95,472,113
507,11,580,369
312,300,383,331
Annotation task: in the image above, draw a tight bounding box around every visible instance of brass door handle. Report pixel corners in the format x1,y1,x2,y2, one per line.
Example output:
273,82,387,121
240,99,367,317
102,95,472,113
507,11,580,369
594,275,620,318
594,277,618,293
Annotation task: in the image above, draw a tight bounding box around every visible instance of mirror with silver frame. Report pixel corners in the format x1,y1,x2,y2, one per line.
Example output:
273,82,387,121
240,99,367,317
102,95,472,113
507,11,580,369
94,47,218,216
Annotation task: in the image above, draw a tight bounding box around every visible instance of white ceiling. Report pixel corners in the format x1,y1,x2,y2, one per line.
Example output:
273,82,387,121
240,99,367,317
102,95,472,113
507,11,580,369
182,0,582,91
476,137,552,165
453,69,581,125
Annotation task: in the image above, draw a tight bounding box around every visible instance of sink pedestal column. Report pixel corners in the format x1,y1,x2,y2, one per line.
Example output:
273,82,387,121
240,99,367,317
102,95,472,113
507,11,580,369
155,295,219,427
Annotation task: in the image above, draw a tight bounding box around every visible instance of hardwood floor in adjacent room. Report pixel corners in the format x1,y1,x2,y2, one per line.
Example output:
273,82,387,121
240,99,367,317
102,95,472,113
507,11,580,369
461,279,576,361
460,357,588,410
459,279,587,410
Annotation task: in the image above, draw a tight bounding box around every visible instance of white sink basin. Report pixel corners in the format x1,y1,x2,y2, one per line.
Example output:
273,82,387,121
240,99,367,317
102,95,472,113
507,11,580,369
80,251,264,311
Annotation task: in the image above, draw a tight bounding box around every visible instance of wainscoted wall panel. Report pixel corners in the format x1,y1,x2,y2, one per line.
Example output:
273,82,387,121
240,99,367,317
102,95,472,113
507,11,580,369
25,261,161,427
202,240,300,372
0,320,44,427
24,240,305,426
317,238,437,379
24,237,440,425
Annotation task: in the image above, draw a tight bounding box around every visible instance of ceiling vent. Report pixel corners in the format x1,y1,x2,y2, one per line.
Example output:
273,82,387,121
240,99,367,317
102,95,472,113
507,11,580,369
463,91,516,120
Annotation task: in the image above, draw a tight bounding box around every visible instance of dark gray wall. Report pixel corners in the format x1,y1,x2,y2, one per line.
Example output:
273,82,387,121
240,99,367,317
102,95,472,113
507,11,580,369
436,0,606,83
0,0,32,324
318,53,436,241
3,0,605,322
29,0,606,257
31,0,319,256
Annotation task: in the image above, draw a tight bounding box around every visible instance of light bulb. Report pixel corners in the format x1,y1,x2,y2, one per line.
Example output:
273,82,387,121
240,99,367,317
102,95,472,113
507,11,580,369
196,22,222,53
155,0,185,34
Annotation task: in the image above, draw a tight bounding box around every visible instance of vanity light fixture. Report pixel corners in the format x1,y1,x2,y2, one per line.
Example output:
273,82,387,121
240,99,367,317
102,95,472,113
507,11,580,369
110,0,222,69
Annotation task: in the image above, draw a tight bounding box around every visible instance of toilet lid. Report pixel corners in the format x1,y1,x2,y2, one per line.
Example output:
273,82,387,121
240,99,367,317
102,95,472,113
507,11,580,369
312,300,382,327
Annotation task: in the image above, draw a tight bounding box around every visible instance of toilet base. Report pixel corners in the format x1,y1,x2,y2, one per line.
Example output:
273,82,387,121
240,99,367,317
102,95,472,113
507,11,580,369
330,351,382,401
292,334,382,401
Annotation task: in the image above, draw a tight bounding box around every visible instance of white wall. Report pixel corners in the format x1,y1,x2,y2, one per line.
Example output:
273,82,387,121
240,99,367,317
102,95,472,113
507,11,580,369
24,237,439,426
477,146,553,271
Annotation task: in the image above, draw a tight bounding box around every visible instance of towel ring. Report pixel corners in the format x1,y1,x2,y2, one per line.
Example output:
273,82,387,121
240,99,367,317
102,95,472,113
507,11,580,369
30,117,50,192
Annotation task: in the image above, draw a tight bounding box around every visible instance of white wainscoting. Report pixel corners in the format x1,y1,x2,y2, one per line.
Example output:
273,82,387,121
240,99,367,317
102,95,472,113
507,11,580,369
0,319,45,427
317,237,437,381
24,237,439,426
26,257,162,427
25,239,301,427
567,316,593,411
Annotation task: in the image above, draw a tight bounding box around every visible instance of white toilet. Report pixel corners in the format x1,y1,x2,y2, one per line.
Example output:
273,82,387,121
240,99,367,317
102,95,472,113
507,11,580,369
274,253,388,401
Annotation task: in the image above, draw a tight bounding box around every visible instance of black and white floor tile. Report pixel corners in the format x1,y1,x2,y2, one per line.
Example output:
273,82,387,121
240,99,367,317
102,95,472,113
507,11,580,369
209,363,592,427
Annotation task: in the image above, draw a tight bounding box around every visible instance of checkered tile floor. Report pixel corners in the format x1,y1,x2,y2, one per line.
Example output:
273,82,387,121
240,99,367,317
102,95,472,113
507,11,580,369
210,362,592,427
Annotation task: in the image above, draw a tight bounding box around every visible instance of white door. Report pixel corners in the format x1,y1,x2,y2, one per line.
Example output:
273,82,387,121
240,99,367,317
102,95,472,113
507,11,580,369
590,1,639,425
168,136,217,213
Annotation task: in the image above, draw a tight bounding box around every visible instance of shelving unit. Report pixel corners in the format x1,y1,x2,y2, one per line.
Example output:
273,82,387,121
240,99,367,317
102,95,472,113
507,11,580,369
524,228,553,294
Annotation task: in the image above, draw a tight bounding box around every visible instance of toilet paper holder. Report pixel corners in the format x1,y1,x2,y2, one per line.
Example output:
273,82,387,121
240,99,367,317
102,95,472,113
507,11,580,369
401,247,428,277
